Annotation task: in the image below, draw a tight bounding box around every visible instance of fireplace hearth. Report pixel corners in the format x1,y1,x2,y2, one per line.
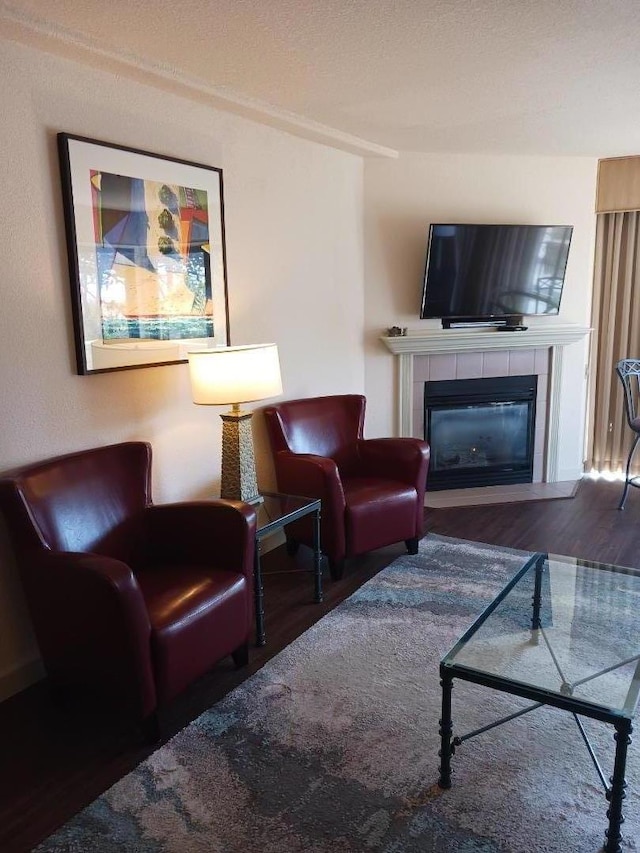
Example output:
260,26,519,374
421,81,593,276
424,375,537,491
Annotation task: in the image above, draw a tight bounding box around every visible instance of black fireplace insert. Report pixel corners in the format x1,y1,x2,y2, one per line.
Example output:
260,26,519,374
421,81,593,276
424,374,537,491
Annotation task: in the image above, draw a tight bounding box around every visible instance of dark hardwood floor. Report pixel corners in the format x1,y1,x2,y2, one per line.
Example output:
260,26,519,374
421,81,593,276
1,477,638,852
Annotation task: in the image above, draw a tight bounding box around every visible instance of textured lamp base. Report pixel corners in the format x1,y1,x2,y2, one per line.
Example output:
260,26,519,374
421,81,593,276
220,410,260,503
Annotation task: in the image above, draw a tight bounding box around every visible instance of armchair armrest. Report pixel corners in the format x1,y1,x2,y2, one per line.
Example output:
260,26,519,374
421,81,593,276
273,451,347,559
142,500,257,578
274,451,345,509
356,438,431,487
22,550,156,718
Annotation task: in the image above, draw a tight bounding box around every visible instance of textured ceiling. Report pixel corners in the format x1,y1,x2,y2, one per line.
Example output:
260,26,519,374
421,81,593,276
3,0,640,156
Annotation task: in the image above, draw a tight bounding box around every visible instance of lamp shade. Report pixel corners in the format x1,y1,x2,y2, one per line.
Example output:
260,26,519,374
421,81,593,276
188,343,283,406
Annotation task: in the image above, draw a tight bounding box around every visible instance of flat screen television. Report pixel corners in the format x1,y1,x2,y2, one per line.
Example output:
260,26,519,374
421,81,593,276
420,223,573,324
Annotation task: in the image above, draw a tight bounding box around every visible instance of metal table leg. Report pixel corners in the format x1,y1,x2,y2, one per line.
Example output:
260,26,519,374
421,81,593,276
254,538,266,646
530,553,545,645
605,719,632,853
438,667,454,789
313,506,323,603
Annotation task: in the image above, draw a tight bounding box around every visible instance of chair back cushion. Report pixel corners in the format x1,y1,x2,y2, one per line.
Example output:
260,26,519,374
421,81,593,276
0,442,151,560
264,395,365,471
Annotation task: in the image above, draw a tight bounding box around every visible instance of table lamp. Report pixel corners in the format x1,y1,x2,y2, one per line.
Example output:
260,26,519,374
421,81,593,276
188,343,283,503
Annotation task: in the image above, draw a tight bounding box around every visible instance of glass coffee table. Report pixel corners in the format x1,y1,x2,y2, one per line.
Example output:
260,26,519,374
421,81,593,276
439,552,640,853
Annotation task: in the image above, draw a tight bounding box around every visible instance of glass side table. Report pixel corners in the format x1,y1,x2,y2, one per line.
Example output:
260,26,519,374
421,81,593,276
253,491,323,646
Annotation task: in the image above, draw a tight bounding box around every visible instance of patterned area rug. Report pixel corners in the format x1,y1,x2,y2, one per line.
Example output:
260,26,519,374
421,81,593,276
36,535,640,852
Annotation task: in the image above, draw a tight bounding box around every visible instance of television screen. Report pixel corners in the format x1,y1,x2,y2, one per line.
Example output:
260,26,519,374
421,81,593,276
420,224,573,320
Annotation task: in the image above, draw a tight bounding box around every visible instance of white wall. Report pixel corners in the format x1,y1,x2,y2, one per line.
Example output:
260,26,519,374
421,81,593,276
0,38,365,699
363,153,598,481
0,40,602,703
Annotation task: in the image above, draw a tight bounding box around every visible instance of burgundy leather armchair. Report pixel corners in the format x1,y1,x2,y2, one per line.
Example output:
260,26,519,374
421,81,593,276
0,442,256,734
264,395,430,579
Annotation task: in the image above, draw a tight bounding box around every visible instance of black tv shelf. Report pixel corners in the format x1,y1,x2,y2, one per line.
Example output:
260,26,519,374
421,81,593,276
441,315,524,330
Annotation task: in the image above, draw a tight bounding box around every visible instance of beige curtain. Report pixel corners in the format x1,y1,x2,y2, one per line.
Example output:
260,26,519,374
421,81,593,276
587,211,640,473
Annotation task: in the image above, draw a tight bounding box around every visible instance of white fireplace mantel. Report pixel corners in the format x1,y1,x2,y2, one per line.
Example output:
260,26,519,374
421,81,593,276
381,324,591,355
380,323,592,483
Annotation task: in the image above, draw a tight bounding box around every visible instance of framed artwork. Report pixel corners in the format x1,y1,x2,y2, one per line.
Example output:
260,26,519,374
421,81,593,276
57,133,230,374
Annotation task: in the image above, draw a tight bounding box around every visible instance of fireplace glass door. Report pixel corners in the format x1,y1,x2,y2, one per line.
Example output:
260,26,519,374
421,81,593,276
425,375,537,490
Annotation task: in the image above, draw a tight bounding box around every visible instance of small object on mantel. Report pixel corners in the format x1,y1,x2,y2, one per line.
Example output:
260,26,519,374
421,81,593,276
386,326,408,337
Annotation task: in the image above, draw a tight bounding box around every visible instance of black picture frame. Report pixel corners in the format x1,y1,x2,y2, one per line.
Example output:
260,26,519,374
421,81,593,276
58,133,230,374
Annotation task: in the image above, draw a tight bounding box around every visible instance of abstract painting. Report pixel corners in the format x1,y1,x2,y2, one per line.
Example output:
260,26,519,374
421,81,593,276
58,134,230,373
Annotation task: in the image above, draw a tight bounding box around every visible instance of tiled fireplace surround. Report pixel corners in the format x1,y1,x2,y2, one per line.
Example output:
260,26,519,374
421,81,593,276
414,347,549,482
382,325,591,493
